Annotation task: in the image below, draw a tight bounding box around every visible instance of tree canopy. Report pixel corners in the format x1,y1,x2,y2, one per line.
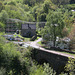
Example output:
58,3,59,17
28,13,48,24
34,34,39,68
41,10,65,42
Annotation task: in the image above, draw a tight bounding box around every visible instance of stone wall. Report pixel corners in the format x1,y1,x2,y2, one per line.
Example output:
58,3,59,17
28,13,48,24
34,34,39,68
31,48,68,74
21,23,36,37
21,29,36,37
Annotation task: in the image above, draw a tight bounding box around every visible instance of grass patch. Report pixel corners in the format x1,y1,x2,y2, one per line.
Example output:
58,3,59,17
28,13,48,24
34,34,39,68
60,51,75,57
37,37,40,40
71,50,75,52
38,41,42,45
37,41,46,47
24,38,30,42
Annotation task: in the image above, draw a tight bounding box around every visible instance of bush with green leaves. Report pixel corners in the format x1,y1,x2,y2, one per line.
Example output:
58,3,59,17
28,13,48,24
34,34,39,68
0,10,9,23
0,67,6,75
0,35,31,75
0,33,57,75
0,1,5,12
7,0,16,6
30,63,56,75
0,22,5,32
0,42,22,75
65,58,75,75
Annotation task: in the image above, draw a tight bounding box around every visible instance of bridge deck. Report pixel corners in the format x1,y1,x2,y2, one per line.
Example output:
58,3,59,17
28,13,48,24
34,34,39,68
32,46,75,59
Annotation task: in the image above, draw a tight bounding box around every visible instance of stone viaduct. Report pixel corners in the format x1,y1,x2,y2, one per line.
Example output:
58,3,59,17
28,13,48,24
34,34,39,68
31,47,75,74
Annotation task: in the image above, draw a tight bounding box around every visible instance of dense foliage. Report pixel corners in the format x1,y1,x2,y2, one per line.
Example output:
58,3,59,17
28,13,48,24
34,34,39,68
0,34,29,75
0,33,57,75
65,58,75,75
0,0,75,31
0,33,75,75
0,0,75,74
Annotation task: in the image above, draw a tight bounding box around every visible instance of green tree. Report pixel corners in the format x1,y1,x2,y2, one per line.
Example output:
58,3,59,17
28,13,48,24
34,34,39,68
0,22,5,32
30,63,56,75
35,5,44,22
0,36,29,75
23,0,36,6
43,0,53,13
0,67,6,75
32,5,39,21
43,63,56,75
0,10,9,23
65,58,75,75
7,0,16,6
0,1,5,12
41,10,64,43
37,13,46,22
63,10,74,29
30,65,44,75
51,0,70,5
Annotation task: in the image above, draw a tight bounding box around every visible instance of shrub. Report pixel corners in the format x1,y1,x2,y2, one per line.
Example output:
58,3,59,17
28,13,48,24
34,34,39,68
68,25,75,51
0,67,6,75
0,1,5,12
30,63,56,75
62,27,69,37
0,22,5,32
65,58,75,75
0,35,57,75
7,1,16,6
43,63,56,75
0,35,33,75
